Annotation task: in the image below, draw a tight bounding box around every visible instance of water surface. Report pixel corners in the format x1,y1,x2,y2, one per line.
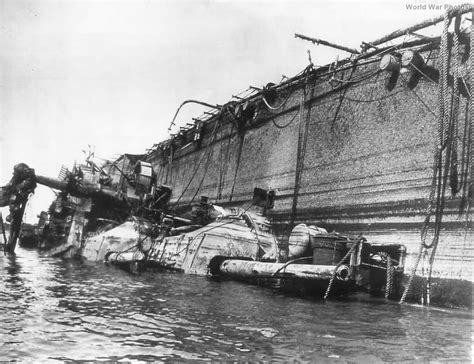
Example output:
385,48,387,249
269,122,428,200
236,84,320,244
1,247,472,362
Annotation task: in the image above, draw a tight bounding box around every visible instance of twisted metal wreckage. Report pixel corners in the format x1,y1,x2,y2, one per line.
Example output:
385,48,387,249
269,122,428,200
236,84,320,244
1,7,472,306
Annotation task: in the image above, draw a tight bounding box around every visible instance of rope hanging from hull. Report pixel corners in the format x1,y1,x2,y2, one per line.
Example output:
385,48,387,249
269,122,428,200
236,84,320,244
173,117,222,207
425,13,469,306
400,10,472,305
449,16,462,197
400,11,451,305
288,68,315,233
469,9,474,213
385,255,394,299
324,237,363,300
228,131,246,203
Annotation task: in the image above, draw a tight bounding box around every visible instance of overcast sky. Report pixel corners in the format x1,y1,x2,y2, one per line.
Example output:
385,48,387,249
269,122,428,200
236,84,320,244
0,0,467,221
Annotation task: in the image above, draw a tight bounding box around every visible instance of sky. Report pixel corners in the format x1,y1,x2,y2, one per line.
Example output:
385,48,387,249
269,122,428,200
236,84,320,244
0,0,469,222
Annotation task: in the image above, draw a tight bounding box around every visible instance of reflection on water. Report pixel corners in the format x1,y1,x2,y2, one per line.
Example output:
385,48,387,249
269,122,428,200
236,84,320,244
1,247,472,362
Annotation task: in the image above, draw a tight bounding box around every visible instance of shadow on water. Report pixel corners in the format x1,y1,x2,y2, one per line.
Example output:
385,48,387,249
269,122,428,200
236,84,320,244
0,246,472,362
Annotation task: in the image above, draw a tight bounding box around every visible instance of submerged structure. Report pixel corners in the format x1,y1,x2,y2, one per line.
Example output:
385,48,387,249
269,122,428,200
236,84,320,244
1,7,472,307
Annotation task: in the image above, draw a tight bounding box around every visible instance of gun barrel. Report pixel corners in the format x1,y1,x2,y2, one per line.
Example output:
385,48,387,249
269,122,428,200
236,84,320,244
35,175,68,191
35,175,126,202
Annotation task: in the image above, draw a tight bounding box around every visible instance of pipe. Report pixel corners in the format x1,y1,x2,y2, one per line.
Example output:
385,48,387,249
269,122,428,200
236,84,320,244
106,251,145,263
217,259,351,281
295,33,360,54
368,5,474,47
161,214,194,225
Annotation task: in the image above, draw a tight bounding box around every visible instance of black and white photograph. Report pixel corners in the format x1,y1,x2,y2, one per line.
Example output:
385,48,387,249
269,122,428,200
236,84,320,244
0,0,472,362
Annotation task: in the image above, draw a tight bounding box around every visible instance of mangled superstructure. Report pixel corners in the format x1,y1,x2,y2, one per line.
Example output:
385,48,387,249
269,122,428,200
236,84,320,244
0,155,172,255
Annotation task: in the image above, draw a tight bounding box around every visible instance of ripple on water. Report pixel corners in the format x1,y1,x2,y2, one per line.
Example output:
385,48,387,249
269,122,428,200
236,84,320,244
0,247,472,362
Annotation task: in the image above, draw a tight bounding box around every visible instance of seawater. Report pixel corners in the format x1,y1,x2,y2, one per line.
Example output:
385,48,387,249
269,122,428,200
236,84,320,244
1,247,472,362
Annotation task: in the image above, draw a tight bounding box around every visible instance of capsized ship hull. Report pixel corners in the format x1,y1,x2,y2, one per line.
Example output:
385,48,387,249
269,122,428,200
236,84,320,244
2,8,472,307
